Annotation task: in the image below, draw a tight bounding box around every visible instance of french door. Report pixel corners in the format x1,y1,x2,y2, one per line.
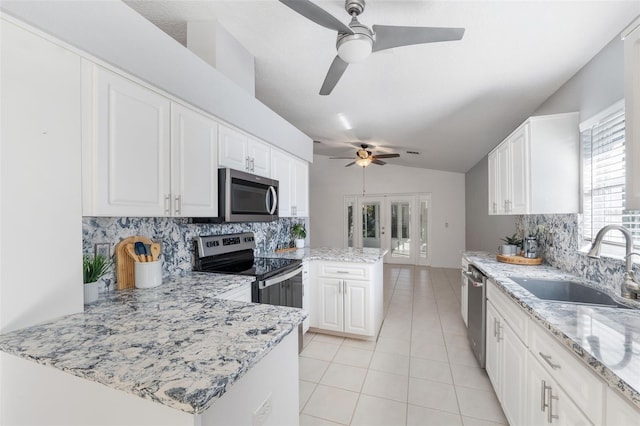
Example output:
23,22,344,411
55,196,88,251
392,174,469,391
345,194,431,265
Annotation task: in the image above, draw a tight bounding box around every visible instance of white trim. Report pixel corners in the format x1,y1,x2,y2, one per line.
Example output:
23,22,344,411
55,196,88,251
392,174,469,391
579,99,625,132
621,16,640,40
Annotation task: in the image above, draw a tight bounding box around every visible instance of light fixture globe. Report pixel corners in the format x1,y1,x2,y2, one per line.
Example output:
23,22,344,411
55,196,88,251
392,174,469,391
355,157,372,167
337,34,373,63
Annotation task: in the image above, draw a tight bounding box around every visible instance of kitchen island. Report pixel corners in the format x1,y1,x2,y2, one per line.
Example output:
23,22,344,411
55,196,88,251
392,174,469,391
464,252,640,422
0,272,306,425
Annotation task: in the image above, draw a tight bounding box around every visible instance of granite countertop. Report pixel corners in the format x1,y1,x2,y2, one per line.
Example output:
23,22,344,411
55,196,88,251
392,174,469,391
464,252,640,408
0,272,307,414
268,247,388,263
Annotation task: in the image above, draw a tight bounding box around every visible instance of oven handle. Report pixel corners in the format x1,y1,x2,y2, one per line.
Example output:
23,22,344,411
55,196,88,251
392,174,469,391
258,266,303,289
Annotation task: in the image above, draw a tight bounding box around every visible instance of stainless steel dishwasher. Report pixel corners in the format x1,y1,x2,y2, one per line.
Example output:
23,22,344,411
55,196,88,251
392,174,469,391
465,264,487,368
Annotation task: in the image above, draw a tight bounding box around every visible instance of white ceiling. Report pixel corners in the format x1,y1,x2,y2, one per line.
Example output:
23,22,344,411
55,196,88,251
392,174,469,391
124,0,639,173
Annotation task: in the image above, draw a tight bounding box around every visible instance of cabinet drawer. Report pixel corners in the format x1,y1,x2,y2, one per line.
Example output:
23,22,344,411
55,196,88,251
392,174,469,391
318,262,370,280
530,323,604,423
487,280,528,343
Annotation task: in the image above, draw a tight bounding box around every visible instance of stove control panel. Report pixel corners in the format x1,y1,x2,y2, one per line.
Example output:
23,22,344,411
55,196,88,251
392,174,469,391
195,232,256,258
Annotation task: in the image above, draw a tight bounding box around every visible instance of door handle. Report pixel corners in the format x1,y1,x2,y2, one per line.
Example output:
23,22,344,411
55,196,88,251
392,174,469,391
539,352,561,370
547,387,559,423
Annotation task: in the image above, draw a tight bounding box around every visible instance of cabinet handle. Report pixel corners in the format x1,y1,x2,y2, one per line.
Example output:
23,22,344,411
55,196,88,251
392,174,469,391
174,195,181,215
245,156,250,171
540,380,548,412
249,157,255,172
338,280,342,294
493,317,498,338
493,202,497,213
547,387,559,423
164,194,171,216
539,352,561,370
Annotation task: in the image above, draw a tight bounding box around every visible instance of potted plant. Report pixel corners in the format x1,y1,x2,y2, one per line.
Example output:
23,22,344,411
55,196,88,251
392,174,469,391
292,223,307,249
83,254,110,304
500,233,522,256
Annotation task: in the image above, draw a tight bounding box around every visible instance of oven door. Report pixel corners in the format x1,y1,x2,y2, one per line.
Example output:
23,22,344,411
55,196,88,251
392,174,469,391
255,266,303,308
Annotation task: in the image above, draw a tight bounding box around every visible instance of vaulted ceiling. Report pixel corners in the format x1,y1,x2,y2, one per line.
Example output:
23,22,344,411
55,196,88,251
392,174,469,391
125,0,639,172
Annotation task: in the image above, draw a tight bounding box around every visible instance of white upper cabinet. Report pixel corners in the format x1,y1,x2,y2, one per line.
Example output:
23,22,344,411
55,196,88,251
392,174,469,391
488,113,579,215
171,103,218,217
270,149,309,217
218,125,271,177
83,65,218,217
84,65,171,217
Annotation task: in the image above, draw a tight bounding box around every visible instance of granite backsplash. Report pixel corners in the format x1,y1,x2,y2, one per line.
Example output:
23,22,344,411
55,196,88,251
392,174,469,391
82,216,308,292
516,213,639,296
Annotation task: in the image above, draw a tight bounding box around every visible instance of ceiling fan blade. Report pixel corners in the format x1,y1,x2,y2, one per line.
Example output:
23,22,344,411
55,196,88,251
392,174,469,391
372,25,465,52
279,0,353,34
330,156,355,159
373,153,400,159
345,161,356,167
372,159,386,165
320,56,349,95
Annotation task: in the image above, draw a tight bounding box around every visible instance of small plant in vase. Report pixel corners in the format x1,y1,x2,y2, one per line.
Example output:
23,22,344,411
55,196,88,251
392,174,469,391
292,223,307,249
500,234,522,256
83,254,110,304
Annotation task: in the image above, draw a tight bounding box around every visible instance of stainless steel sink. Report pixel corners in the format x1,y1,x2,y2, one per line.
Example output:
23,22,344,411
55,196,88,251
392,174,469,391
509,277,630,308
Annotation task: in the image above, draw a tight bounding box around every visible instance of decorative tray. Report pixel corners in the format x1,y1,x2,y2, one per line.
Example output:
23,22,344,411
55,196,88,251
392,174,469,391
496,254,543,265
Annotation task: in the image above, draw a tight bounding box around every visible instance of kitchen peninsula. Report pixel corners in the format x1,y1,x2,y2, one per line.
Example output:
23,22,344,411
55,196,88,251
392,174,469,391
0,273,306,425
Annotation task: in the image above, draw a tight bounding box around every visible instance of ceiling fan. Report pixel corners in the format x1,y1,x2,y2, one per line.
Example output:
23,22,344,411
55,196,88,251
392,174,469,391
330,144,400,167
279,0,465,95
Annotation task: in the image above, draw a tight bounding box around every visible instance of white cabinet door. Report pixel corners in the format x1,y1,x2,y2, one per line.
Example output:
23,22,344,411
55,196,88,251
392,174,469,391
171,103,218,217
271,149,293,217
293,159,309,217
485,301,500,389
606,387,640,425
317,277,343,332
508,124,530,214
343,279,370,335
488,151,499,215
496,143,510,214
501,320,527,425
248,138,271,177
302,261,310,333
218,124,248,171
92,66,171,216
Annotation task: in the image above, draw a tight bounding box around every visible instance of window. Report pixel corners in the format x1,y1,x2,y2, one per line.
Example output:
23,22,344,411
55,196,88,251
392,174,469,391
581,100,640,247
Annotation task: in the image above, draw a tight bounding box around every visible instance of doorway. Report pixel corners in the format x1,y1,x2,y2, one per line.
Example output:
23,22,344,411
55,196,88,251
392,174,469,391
345,194,431,265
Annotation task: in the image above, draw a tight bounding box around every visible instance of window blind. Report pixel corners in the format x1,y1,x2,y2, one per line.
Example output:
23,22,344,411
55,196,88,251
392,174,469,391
582,103,640,246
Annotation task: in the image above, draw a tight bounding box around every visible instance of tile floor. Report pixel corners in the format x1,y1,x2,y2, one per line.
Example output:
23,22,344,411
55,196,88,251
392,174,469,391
299,265,508,426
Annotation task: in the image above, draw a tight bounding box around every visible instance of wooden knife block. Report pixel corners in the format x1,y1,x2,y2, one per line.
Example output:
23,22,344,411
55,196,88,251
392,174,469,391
115,236,153,290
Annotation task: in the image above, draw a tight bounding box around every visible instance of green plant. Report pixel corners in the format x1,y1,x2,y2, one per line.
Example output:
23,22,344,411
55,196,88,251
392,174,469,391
292,223,307,239
83,254,110,284
501,233,523,247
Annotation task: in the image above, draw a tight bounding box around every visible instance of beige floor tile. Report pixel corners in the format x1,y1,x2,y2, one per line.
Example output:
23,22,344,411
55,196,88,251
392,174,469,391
299,357,330,383
342,338,377,351
444,333,470,347
456,386,508,424
409,358,453,384
351,394,408,426
361,369,409,402
410,340,449,362
369,351,410,376
461,416,508,426
411,329,446,346
303,384,359,425
320,362,368,392
407,404,463,426
375,336,411,356
303,332,317,348
333,345,374,369
447,343,480,367
300,341,341,362
299,414,344,426
450,363,492,391
408,377,459,414
379,321,412,341
313,333,346,345
299,380,317,412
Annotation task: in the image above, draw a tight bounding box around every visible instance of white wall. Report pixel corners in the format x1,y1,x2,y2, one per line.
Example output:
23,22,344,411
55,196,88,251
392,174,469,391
310,155,465,268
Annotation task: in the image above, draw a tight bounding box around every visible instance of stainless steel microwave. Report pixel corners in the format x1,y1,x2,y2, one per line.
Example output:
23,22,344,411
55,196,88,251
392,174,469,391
218,168,278,222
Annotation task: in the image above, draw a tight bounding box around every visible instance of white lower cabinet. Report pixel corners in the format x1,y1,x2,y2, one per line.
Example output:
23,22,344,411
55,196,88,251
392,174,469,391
606,387,640,425
485,299,527,426
312,259,383,338
527,351,592,426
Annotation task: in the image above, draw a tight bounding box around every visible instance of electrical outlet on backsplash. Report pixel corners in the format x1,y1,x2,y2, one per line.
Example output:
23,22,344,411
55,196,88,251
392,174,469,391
516,213,639,296
82,216,309,292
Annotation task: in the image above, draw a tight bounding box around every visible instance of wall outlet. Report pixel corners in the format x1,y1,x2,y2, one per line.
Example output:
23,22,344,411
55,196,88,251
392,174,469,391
252,393,272,426
94,243,110,259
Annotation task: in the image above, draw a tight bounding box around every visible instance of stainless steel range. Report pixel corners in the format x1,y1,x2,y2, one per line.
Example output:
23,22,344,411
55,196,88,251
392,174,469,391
193,232,303,308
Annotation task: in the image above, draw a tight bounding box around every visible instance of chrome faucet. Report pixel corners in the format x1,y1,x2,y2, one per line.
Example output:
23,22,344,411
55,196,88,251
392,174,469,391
587,224,640,299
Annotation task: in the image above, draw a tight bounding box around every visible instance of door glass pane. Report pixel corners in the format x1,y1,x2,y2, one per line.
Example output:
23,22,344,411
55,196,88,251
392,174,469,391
391,201,411,259
420,199,428,260
362,202,381,248
346,199,354,247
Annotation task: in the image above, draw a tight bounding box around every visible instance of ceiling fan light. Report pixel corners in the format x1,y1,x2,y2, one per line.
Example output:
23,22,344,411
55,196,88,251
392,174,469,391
356,157,372,167
337,34,373,63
